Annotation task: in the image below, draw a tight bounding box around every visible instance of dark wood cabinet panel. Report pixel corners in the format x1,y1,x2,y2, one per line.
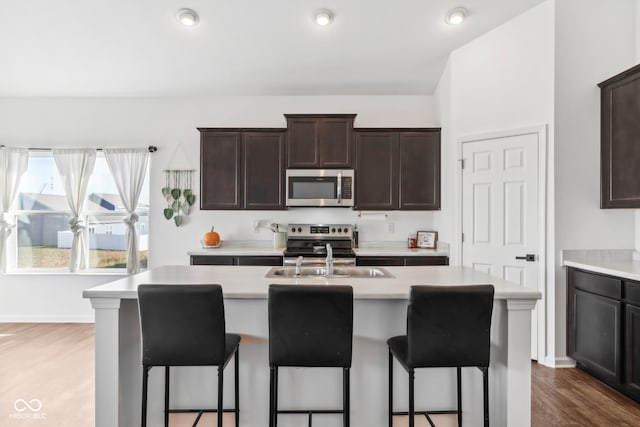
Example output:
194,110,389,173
572,288,621,384
200,128,286,210
399,131,441,210
404,256,449,266
191,255,283,266
286,118,319,168
354,128,441,211
624,304,640,398
236,256,283,266
356,256,448,266
200,131,242,210
190,255,236,265
243,131,286,210
320,117,353,167
354,132,398,210
599,65,640,208
285,114,355,168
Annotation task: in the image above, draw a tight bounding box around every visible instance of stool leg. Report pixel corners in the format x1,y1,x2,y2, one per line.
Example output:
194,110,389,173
409,368,415,427
164,366,170,427
269,366,278,427
235,348,240,427
388,350,393,427
482,367,489,427
141,365,149,427
218,366,224,427
457,367,462,427
343,367,350,427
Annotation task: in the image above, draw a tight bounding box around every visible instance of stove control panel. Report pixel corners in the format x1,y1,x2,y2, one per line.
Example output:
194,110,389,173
288,224,353,239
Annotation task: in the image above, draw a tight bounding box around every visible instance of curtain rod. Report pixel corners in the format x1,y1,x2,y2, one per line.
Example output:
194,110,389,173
0,145,158,152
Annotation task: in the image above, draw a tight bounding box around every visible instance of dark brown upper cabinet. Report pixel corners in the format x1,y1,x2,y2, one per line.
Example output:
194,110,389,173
354,129,441,211
399,131,441,210
599,64,640,208
200,129,286,210
285,114,355,168
354,131,398,210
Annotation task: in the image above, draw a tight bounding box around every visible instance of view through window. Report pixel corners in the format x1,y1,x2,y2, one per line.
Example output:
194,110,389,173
15,151,149,270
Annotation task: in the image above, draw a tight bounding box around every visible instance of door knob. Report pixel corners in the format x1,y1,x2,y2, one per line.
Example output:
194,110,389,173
515,254,536,262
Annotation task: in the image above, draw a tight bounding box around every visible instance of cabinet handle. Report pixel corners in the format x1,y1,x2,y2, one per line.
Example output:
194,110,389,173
337,173,342,204
515,254,536,262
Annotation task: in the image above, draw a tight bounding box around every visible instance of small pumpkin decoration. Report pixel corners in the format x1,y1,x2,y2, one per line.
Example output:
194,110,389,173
204,227,221,246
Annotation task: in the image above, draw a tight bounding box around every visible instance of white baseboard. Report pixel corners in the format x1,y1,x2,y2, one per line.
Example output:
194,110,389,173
0,314,95,323
551,356,576,368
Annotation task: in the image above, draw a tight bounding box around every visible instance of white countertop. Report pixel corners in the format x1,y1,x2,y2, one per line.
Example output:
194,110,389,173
83,264,539,301
188,240,449,257
562,249,640,282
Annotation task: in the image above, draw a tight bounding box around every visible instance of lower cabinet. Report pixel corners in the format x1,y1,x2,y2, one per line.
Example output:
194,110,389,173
356,256,449,266
567,267,640,402
190,255,283,266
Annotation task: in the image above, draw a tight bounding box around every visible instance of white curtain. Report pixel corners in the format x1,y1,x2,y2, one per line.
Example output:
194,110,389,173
53,149,96,272
104,148,149,274
0,147,29,273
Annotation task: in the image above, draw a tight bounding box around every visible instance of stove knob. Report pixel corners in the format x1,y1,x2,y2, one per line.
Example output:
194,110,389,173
297,227,302,232
337,228,342,233
291,227,296,233
332,228,336,233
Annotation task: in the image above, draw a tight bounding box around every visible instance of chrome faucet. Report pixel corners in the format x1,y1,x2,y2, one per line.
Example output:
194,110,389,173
325,243,334,276
295,256,304,277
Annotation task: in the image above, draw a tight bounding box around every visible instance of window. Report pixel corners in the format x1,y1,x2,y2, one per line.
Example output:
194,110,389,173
14,151,149,271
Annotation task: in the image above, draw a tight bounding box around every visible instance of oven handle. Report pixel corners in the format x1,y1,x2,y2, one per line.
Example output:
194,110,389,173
283,257,356,266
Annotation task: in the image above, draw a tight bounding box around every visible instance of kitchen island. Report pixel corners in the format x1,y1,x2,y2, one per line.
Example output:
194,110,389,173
84,265,540,427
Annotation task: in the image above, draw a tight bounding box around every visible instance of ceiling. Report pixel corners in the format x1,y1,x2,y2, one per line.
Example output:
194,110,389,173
0,0,546,97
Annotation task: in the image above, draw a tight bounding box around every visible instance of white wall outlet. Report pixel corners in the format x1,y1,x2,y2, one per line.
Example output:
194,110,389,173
387,222,394,232
251,219,260,232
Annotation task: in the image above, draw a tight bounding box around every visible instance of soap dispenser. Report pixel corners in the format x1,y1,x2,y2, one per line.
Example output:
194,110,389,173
353,225,359,248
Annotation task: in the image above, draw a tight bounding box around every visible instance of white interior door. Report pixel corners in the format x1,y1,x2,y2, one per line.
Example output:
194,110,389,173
462,131,540,360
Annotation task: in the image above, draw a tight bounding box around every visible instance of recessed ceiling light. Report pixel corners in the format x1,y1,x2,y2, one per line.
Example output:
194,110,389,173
314,9,334,26
445,7,467,25
176,8,199,27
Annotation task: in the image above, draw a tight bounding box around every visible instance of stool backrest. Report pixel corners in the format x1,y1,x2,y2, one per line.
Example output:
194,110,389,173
269,284,353,367
407,285,494,368
138,284,226,366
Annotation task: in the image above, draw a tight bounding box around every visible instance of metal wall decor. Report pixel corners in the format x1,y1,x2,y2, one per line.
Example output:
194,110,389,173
162,170,196,227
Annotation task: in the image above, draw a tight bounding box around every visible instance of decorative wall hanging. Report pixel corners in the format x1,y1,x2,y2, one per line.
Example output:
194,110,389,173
162,170,195,227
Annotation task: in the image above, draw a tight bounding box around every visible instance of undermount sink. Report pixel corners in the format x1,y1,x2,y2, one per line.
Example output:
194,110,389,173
265,266,394,279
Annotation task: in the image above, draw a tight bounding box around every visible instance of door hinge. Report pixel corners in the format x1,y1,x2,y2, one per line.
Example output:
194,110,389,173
461,233,464,243
460,159,465,169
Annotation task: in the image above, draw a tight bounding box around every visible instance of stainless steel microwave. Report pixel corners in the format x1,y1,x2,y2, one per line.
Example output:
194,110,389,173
285,169,354,207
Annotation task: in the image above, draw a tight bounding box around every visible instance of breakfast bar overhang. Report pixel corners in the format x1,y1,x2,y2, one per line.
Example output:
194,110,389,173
83,265,540,427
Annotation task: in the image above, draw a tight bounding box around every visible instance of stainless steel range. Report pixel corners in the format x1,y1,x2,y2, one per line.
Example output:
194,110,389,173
283,224,355,267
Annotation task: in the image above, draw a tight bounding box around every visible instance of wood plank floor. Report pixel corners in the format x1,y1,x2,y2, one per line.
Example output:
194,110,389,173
3,323,640,426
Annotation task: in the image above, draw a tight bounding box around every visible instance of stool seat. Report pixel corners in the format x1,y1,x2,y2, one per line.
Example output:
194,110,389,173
387,336,410,370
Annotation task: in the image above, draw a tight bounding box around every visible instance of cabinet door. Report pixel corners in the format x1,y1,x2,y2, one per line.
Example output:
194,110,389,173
200,132,242,210
243,131,286,210
356,256,404,266
625,304,640,398
399,131,441,210
355,132,398,210
320,117,353,167
572,288,621,384
236,256,283,266
600,66,640,208
404,256,449,266
190,255,236,265
287,118,320,167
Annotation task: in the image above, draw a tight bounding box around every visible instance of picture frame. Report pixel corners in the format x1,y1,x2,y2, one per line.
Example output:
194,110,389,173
416,231,438,249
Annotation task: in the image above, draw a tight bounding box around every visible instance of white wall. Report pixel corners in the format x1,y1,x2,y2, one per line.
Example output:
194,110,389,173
553,0,636,361
0,95,437,321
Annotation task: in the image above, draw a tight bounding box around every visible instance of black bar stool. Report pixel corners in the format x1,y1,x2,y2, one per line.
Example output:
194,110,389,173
388,285,494,427
138,284,240,427
268,284,353,427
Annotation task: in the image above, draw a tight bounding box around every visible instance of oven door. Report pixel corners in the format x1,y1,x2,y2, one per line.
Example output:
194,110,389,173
286,169,354,207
